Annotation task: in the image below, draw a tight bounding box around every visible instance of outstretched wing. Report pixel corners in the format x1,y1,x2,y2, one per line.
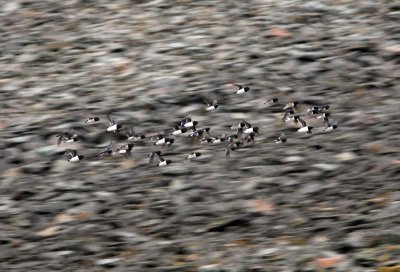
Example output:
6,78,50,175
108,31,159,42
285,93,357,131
66,149,77,157
106,114,114,125
156,152,164,162
202,98,210,106
224,147,231,160
232,83,243,90
242,120,252,128
297,116,307,127
148,153,155,165
57,134,63,146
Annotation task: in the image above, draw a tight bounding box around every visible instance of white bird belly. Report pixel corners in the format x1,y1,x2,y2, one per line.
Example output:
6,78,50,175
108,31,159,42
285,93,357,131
184,122,194,128
159,161,168,166
107,124,117,131
297,127,309,133
69,156,80,162
155,139,166,145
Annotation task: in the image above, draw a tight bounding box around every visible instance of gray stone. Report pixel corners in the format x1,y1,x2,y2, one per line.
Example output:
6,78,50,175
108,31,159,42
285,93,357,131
199,264,222,272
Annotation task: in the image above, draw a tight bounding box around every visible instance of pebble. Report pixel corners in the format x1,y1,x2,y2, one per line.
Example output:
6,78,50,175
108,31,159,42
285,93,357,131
95,258,121,267
2,2,20,13
335,152,357,161
313,163,340,171
199,264,222,272
281,156,304,162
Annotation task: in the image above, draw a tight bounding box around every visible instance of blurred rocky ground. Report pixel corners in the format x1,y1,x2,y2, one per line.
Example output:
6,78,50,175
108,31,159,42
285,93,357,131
0,0,399,271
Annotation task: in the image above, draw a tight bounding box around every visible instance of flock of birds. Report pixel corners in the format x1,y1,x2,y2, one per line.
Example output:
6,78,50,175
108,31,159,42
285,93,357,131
56,83,338,166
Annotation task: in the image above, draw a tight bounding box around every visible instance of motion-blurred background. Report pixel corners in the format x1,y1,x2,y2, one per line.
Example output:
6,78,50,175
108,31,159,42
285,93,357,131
0,0,399,271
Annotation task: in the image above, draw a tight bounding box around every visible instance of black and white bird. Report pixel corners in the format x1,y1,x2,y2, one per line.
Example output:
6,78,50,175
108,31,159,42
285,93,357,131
274,133,287,144
212,137,226,144
153,134,174,146
158,158,172,166
308,105,329,114
148,151,162,165
178,117,191,127
264,97,279,104
100,142,118,157
188,129,204,138
156,154,172,166
281,109,296,122
66,149,84,162
242,120,259,135
187,152,201,160
106,114,122,132
148,151,171,166
297,118,313,133
306,105,330,119
203,98,219,111
183,118,199,129
317,112,331,124
230,121,246,130
188,127,210,138
233,83,250,94
126,126,145,141
56,131,79,146
171,126,188,136
85,116,100,123
117,144,134,156
283,101,299,111
200,137,213,144
323,123,338,132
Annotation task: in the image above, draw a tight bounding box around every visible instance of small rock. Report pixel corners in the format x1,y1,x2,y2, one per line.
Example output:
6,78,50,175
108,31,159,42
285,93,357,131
95,258,121,267
199,264,221,272
67,202,101,215
256,247,279,256
2,2,20,12
282,156,304,162
36,226,60,237
299,183,323,194
314,255,344,269
54,213,78,224
335,152,357,161
313,163,339,171
378,265,400,272
246,199,275,214
354,254,378,267
371,231,400,245
21,162,51,174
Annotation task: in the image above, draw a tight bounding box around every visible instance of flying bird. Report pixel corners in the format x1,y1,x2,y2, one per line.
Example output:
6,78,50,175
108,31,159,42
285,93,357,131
106,114,122,132
66,149,84,162
233,83,250,94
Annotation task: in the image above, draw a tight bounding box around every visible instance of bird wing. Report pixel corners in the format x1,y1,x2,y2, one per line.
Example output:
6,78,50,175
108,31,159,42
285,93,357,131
202,98,210,106
242,120,252,128
57,135,63,146
106,114,114,125
224,147,231,160
298,117,307,127
148,153,156,165
233,83,243,90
